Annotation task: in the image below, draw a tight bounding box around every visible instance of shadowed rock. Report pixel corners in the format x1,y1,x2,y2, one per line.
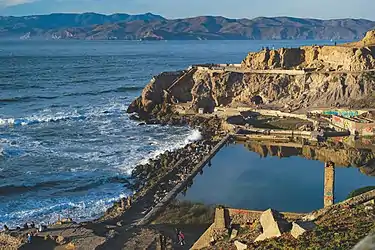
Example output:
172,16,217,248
254,209,291,242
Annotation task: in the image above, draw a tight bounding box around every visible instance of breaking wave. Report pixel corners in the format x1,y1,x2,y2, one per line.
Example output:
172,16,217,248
0,115,86,126
0,86,143,103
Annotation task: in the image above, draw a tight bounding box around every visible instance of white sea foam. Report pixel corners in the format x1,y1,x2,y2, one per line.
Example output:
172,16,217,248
0,190,128,229
0,100,131,128
184,129,203,143
0,99,200,229
135,129,202,172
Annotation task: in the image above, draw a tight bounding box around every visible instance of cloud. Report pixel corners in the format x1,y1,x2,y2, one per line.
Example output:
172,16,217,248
0,0,37,7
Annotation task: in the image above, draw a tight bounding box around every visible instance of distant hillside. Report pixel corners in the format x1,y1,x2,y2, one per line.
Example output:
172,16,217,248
0,13,374,40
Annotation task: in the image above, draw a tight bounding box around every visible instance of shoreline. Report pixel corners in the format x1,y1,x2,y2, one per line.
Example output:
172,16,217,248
0,114,228,247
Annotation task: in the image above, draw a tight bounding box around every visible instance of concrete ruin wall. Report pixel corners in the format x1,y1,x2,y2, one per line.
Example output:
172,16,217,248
312,109,368,118
331,115,375,136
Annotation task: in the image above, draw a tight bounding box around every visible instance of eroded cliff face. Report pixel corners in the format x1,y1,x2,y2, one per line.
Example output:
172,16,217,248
127,30,375,116
128,68,375,115
241,45,375,71
190,70,375,110
241,30,375,71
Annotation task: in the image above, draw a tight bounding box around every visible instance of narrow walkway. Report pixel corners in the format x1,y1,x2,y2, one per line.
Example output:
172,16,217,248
194,65,375,75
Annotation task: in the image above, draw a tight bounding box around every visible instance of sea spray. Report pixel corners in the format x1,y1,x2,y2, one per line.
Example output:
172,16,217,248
137,129,202,168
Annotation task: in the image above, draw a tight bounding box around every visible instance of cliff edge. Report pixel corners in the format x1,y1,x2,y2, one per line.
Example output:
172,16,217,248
241,30,375,71
128,30,375,118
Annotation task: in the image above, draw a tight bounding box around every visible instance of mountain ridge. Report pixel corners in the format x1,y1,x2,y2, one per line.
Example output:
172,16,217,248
1,13,374,40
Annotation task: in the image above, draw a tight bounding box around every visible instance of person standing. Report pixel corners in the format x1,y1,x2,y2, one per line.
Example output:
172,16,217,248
27,233,32,244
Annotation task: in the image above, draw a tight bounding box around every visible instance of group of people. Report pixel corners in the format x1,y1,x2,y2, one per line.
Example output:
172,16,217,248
2,221,48,244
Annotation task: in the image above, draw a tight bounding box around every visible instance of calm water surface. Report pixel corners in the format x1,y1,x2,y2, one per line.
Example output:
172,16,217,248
181,143,375,212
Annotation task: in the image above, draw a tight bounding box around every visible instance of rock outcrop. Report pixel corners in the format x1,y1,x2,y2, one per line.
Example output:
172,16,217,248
128,30,375,118
291,221,316,238
241,46,375,71
254,209,291,242
234,240,248,250
241,30,375,71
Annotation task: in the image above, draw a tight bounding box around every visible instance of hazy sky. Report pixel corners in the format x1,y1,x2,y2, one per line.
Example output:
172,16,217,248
0,0,374,20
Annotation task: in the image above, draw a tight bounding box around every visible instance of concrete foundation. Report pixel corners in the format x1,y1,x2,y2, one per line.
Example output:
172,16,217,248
324,162,335,207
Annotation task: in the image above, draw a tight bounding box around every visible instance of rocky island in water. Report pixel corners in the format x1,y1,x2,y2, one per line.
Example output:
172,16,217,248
2,30,375,250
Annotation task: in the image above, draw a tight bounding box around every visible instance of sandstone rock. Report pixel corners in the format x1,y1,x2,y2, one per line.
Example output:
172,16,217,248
234,240,248,250
254,209,291,242
230,228,238,240
56,235,66,245
291,221,316,238
127,30,375,124
363,199,375,206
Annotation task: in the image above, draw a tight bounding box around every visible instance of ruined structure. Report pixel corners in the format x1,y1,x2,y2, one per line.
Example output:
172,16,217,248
324,162,335,207
331,114,375,136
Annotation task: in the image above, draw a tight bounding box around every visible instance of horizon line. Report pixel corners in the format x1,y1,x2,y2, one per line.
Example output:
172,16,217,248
1,12,374,22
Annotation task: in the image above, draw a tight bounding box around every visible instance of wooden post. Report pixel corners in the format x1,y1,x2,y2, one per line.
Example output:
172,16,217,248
324,161,335,207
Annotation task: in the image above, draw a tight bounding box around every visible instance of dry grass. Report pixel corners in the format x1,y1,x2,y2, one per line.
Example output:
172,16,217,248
153,200,215,225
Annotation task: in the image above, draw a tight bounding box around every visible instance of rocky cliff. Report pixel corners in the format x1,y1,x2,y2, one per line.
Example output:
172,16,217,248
241,30,375,71
128,31,375,118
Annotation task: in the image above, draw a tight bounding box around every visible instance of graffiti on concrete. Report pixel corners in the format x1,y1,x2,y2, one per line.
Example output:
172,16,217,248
323,110,360,117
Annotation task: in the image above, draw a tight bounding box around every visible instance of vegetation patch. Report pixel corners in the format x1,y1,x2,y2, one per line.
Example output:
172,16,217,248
347,186,375,199
153,200,215,225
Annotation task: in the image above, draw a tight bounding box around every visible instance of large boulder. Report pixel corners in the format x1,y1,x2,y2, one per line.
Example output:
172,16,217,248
254,209,291,242
291,221,316,238
234,240,248,250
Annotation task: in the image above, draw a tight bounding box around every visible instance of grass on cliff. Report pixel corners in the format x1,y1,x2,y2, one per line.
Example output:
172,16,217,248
152,200,214,225
347,186,375,199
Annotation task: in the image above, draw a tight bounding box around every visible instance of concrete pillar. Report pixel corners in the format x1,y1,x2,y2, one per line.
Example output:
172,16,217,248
324,161,335,207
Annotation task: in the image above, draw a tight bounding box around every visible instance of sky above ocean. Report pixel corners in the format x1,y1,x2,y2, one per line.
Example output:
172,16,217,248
0,0,374,20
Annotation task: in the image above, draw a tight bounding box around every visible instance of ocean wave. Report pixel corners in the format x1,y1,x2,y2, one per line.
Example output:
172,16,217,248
0,180,70,196
1,190,128,229
0,96,59,103
54,176,130,195
0,114,86,126
0,176,129,197
62,86,142,97
136,129,202,168
0,86,142,103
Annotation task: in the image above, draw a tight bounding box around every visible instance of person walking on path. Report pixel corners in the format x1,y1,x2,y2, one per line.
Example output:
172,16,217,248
178,230,185,246
174,228,180,244
27,233,32,244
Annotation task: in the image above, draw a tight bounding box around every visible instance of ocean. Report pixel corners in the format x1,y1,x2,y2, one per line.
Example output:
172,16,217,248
0,39,332,228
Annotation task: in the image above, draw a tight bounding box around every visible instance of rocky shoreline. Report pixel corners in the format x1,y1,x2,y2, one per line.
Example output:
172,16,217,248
102,114,227,220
